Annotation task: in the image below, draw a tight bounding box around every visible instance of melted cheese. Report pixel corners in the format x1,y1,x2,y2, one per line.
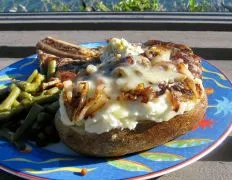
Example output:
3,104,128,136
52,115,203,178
76,63,186,99
59,93,197,134
151,47,172,63
85,95,197,134
59,38,202,134
114,65,185,91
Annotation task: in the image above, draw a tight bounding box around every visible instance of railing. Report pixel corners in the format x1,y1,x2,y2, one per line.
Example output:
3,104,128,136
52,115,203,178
0,12,231,31
0,12,231,60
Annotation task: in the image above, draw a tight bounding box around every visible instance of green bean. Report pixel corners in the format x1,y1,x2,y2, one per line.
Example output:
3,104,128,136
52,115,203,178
45,87,59,95
36,132,48,147
44,125,54,136
40,60,47,76
45,101,59,114
14,141,26,151
15,81,37,93
31,122,41,133
2,121,13,128
16,74,45,93
19,91,33,101
33,92,59,104
31,112,52,135
27,69,38,83
44,125,60,143
0,88,59,123
0,127,13,140
47,60,56,79
0,128,26,151
10,83,17,90
0,92,59,123
0,87,10,102
34,73,45,84
12,100,20,108
0,86,21,112
21,99,32,106
0,106,28,123
13,104,44,141
37,112,52,124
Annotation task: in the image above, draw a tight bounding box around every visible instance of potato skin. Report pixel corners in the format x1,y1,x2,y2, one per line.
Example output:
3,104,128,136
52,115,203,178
55,93,207,157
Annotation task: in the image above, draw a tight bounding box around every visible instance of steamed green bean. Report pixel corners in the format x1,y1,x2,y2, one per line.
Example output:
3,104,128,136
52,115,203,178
47,60,56,79
0,106,28,122
0,87,10,102
13,104,44,141
45,101,59,114
33,91,59,104
45,87,59,95
0,91,59,123
19,91,33,101
12,100,20,108
0,86,21,112
0,128,26,151
37,112,52,124
27,69,38,83
16,74,45,93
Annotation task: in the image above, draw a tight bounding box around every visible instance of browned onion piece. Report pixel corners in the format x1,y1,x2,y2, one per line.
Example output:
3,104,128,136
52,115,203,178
85,92,109,117
184,78,199,99
72,85,109,122
117,83,155,103
72,82,89,120
176,63,193,79
166,90,180,112
196,84,203,97
63,80,73,104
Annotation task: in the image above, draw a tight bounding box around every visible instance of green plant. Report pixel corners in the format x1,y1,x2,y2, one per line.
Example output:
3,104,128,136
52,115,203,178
51,1,71,11
113,0,161,11
151,0,160,11
188,0,212,12
96,1,111,11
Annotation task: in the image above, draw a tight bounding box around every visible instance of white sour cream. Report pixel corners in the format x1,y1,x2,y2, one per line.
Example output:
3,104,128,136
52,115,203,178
100,38,144,63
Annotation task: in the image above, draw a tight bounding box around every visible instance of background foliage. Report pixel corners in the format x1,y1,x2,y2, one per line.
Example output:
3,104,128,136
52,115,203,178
0,0,231,12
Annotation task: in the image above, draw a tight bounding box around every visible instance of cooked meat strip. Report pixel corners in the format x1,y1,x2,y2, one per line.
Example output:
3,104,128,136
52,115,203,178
143,40,193,54
143,40,202,79
36,36,103,60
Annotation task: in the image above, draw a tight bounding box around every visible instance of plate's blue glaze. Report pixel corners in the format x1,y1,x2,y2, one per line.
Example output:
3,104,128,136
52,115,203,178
0,42,231,180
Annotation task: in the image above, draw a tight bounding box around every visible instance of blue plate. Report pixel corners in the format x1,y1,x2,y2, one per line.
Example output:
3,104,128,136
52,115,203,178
0,42,231,180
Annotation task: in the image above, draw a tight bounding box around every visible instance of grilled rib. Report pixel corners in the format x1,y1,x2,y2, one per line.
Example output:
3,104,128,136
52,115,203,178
36,36,103,61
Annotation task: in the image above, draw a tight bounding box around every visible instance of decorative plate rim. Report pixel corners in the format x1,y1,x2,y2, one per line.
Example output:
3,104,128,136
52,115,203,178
0,54,231,180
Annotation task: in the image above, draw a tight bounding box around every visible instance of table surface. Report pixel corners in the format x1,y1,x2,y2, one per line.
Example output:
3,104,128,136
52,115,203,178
0,32,231,180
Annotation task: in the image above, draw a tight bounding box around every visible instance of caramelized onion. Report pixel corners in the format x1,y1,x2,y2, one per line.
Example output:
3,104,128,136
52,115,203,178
72,85,109,122
85,91,109,117
63,80,73,104
176,63,194,79
166,90,180,112
118,83,155,103
184,78,199,99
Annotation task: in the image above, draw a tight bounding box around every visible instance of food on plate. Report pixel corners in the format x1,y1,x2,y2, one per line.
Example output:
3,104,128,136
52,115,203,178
55,37,208,157
0,37,207,156
0,70,61,150
36,36,103,81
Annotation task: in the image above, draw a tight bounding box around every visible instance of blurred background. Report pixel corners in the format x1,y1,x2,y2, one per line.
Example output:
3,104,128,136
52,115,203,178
0,0,232,13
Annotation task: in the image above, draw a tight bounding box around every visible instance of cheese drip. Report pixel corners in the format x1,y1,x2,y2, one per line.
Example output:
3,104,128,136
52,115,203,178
59,38,202,134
